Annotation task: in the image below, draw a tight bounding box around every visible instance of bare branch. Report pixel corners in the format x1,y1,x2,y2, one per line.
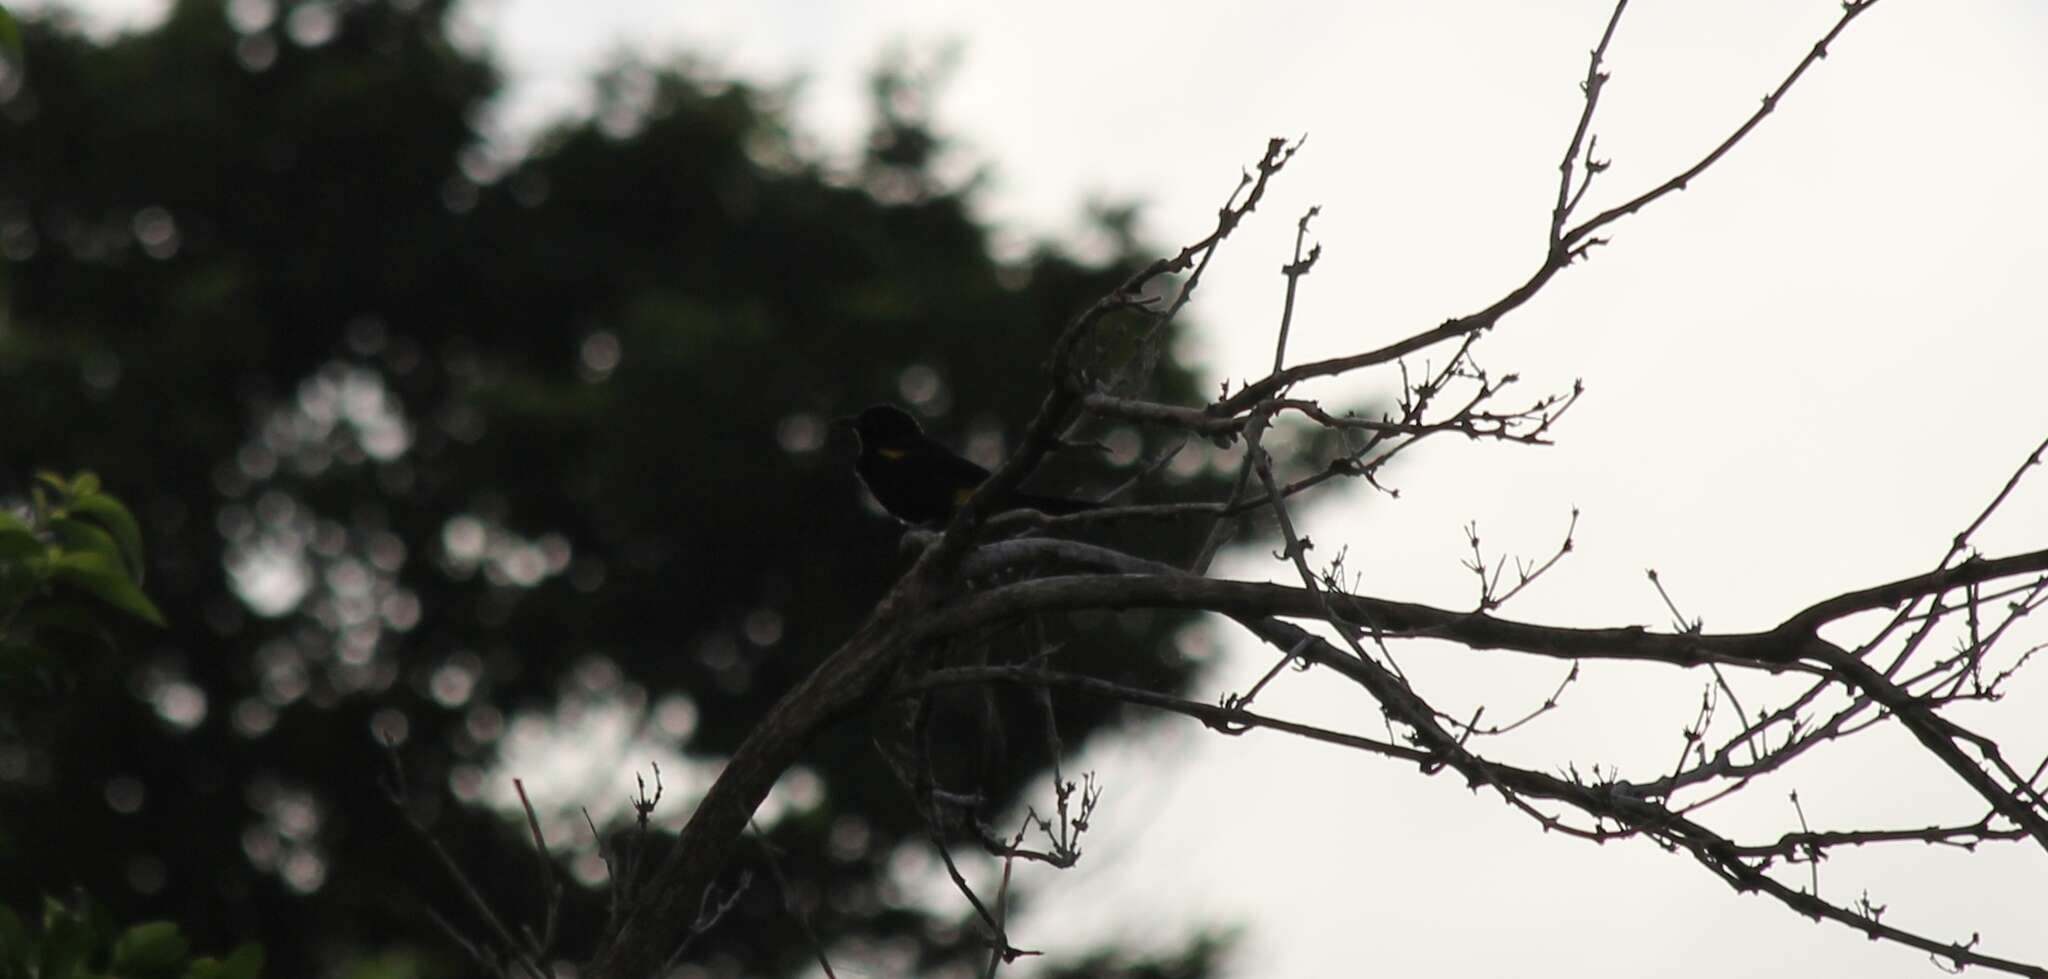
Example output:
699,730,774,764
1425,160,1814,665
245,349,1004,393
1551,0,1629,241
1560,1,1884,249
1217,2,1880,414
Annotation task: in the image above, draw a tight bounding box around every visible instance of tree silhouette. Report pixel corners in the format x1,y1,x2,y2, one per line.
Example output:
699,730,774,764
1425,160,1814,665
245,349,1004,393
12,2,2045,978
1,2,1237,975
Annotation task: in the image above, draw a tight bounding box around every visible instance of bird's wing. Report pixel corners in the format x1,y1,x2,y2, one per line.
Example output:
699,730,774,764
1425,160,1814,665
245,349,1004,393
896,442,990,511
914,442,993,484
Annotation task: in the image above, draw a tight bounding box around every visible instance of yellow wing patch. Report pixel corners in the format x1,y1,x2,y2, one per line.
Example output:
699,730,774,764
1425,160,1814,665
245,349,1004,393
878,448,908,460
955,487,975,505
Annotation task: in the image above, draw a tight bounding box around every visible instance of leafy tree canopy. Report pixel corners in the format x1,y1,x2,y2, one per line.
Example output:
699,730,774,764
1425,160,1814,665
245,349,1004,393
0,1,1234,975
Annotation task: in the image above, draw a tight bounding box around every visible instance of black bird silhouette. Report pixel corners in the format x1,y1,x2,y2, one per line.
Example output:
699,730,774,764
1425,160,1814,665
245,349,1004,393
839,404,1100,523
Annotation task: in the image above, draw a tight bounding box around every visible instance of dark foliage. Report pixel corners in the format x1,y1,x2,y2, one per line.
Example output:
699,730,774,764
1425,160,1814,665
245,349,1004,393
0,1,1231,975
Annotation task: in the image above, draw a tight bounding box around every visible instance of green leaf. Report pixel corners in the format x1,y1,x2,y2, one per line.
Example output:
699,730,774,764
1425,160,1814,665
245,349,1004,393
49,551,166,627
45,517,153,625
0,526,50,609
37,897,95,979
332,951,419,979
0,5,21,76
0,508,31,534
48,517,122,567
181,944,262,979
43,472,99,497
70,493,147,582
0,527,45,607
222,945,263,979
0,906,28,976
111,921,189,976
0,524,40,555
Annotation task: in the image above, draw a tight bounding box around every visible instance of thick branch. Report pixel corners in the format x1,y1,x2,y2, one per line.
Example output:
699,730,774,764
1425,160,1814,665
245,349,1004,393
587,608,923,977
901,664,1426,762
907,614,2047,978
916,573,1832,669
1784,548,2048,633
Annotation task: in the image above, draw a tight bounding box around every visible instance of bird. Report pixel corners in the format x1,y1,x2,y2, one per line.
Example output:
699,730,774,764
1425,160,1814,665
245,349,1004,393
838,404,1100,523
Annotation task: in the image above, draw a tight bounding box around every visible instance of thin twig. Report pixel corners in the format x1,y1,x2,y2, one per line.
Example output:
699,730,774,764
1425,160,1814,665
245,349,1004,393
512,779,563,957
751,821,838,979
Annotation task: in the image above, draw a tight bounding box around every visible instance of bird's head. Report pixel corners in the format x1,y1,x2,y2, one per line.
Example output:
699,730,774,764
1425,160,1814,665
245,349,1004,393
836,404,924,448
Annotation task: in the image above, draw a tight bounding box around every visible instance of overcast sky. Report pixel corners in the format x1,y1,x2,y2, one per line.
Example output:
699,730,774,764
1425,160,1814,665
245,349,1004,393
23,1,2048,976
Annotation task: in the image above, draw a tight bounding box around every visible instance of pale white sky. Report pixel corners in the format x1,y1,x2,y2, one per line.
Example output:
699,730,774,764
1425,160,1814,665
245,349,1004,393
23,0,2048,976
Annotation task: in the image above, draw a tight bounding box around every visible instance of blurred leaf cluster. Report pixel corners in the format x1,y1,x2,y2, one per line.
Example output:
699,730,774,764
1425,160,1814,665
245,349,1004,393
0,894,261,979
1,472,162,682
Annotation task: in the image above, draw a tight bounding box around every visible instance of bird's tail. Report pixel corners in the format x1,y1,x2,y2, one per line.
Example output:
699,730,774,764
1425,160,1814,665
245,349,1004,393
1010,491,1101,516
